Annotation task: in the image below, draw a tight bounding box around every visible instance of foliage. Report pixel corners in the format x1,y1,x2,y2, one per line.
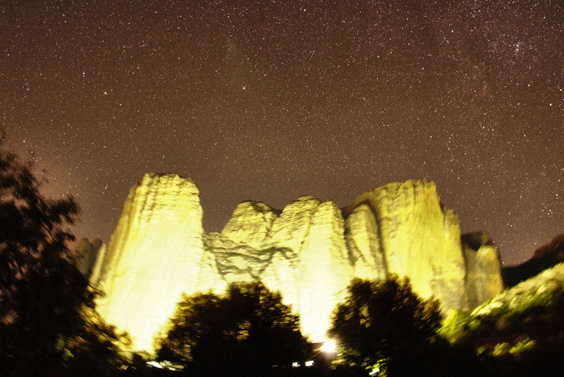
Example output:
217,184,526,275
61,307,131,376
0,140,126,376
449,283,564,376
439,308,472,343
328,277,448,377
156,282,311,376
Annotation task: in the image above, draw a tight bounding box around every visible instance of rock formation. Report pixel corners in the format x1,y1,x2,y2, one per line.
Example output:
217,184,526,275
75,237,103,278
91,174,207,352
462,232,505,307
342,181,469,311
91,174,504,352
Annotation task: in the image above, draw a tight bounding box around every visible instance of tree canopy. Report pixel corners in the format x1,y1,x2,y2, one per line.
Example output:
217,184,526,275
0,140,127,376
328,277,446,377
156,282,311,376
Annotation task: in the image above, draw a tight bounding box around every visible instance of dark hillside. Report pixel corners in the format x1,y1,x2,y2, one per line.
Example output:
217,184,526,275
503,234,564,287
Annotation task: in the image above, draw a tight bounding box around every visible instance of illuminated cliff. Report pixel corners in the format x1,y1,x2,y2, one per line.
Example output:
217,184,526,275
91,174,206,352
92,174,504,352
343,181,470,311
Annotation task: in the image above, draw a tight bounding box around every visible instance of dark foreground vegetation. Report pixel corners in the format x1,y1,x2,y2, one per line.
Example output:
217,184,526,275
2,141,564,377
155,282,311,377
0,138,129,376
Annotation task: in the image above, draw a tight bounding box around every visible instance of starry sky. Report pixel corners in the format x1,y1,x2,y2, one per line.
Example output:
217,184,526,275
2,0,562,265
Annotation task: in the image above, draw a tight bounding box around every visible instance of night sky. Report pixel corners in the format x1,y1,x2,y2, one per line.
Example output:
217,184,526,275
2,1,562,265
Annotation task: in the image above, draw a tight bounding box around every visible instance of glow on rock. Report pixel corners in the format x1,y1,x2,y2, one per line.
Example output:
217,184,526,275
91,174,206,352
92,175,504,353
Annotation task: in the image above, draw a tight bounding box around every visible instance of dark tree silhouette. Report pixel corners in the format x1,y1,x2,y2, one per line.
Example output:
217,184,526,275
60,306,131,377
156,282,311,377
0,140,127,376
328,277,446,377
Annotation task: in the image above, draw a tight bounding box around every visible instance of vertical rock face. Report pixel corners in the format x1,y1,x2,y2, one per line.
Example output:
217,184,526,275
296,201,353,341
343,180,469,310
260,196,321,312
92,174,205,352
462,232,505,309
221,201,279,249
76,237,103,278
94,175,504,353
345,204,387,280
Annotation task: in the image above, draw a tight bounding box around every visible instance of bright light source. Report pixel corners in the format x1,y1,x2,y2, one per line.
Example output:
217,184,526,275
146,361,163,369
305,360,315,367
320,340,337,353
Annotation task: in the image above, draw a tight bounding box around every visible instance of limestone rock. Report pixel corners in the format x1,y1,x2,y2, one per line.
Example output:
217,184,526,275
221,201,279,249
204,232,272,283
344,180,469,311
265,196,321,253
93,173,205,352
259,247,300,310
76,237,103,278
345,204,387,280
462,232,504,309
95,176,504,353
195,248,228,294
256,196,321,321
89,242,108,285
295,200,354,341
